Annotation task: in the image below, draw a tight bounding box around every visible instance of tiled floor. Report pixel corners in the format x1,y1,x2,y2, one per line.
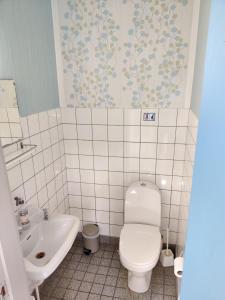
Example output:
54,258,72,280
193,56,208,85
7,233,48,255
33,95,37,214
40,237,177,300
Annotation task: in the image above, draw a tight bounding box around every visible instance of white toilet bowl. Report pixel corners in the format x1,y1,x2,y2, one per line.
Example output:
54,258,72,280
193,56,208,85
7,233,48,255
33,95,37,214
119,224,161,293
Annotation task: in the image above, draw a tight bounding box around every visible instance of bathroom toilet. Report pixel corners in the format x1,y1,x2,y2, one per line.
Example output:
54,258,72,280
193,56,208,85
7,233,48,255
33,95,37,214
119,181,162,293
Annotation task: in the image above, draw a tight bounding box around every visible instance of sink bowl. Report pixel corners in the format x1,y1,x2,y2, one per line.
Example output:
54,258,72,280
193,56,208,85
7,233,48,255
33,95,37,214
20,212,80,281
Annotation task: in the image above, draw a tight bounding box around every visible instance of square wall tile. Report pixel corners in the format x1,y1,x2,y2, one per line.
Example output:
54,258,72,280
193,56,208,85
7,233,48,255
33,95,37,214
68,182,81,195
158,127,176,143
63,124,77,139
77,125,92,140
124,126,140,142
95,170,108,184
95,184,109,198
140,173,155,183
0,123,10,137
24,177,37,200
80,169,94,183
156,175,172,190
81,182,95,197
69,195,82,208
124,109,140,125
27,113,40,136
109,157,123,172
43,148,53,167
78,140,93,155
0,108,8,122
159,109,177,126
108,142,123,157
157,144,175,160
79,155,93,169
21,158,34,182
67,168,81,182
76,108,91,124
176,127,187,144
110,185,124,200
124,142,139,158
156,160,173,175
10,123,22,137
64,140,78,154
110,225,122,237
61,107,76,124
70,207,82,220
177,109,189,126
93,141,108,156
94,156,108,171
92,108,107,124
7,108,20,122
108,109,123,125
124,158,139,173
82,196,95,209
65,154,80,168
110,199,124,212
141,126,157,142
39,111,49,131
7,165,23,190
140,143,157,158
140,158,156,174
92,125,107,141
83,209,96,222
124,172,139,186
96,197,109,211
109,171,123,186
174,144,186,160
108,126,123,141
96,211,109,223
110,212,123,225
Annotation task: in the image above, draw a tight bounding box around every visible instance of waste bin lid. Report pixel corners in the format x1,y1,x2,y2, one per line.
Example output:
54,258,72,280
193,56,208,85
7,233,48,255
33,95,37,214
83,224,99,237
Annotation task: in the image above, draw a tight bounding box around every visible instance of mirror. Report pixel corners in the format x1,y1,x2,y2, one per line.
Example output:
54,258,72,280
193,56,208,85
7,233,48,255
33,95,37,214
0,80,18,108
0,80,23,147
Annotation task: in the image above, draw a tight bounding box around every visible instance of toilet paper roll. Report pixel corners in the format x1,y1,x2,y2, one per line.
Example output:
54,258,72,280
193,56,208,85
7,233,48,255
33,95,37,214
174,257,184,278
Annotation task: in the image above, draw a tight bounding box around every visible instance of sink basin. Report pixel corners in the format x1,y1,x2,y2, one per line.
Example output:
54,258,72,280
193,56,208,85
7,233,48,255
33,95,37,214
20,212,80,281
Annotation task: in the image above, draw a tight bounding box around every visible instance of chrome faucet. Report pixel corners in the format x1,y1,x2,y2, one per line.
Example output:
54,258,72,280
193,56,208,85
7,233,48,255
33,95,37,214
43,208,49,220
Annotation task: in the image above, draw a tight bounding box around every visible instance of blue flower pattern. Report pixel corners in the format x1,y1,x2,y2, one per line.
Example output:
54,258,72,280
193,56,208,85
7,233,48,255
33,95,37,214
60,0,189,108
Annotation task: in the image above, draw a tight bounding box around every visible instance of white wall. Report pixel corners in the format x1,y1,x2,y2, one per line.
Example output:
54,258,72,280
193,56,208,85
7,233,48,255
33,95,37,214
190,0,211,116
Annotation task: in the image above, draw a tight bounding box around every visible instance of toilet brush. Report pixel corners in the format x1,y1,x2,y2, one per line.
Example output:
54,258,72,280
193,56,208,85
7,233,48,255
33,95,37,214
160,227,174,267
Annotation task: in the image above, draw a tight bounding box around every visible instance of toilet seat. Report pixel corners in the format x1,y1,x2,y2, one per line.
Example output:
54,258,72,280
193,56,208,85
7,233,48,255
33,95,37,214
119,224,161,273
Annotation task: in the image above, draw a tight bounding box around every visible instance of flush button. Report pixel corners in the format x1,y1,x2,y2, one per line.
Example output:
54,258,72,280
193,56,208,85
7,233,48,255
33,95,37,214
143,112,156,121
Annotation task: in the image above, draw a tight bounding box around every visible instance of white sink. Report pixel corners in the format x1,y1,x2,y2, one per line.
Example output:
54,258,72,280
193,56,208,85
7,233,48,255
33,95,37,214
20,212,80,282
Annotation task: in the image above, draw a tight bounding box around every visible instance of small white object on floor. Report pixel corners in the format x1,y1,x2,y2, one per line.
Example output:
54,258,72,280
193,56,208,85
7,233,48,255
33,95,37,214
160,248,174,267
160,227,174,267
174,256,184,278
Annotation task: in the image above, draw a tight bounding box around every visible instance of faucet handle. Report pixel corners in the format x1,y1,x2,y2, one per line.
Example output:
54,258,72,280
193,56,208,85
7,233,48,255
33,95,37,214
14,197,24,206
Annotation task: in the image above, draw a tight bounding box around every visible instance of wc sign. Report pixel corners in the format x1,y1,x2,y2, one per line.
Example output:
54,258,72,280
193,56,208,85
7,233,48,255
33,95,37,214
143,112,156,122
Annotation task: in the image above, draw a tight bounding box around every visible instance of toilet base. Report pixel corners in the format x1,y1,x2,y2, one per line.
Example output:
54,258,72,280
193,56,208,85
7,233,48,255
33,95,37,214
128,270,152,293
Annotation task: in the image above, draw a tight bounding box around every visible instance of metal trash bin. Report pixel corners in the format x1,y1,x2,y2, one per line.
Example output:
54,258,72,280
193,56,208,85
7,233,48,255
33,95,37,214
82,224,99,254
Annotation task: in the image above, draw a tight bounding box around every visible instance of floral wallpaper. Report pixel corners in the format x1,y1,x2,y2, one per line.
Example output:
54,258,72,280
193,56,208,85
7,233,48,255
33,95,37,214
58,0,193,108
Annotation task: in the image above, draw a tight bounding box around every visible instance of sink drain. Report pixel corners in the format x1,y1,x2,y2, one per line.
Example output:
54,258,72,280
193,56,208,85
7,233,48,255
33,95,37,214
36,252,45,259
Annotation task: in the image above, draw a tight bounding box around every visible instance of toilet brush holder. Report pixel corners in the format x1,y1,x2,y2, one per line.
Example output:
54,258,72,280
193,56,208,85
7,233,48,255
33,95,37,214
160,249,174,267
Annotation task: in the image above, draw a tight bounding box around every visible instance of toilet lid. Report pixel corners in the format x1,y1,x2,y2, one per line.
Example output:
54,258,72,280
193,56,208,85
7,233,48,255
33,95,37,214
120,224,161,268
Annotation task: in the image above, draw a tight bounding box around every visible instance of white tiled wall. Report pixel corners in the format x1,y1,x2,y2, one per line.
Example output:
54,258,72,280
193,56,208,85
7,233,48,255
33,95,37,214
62,107,190,243
176,110,199,254
5,108,68,216
1,107,198,245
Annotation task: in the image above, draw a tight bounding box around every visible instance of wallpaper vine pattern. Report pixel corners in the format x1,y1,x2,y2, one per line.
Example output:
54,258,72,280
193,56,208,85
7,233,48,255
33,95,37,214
59,0,193,108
